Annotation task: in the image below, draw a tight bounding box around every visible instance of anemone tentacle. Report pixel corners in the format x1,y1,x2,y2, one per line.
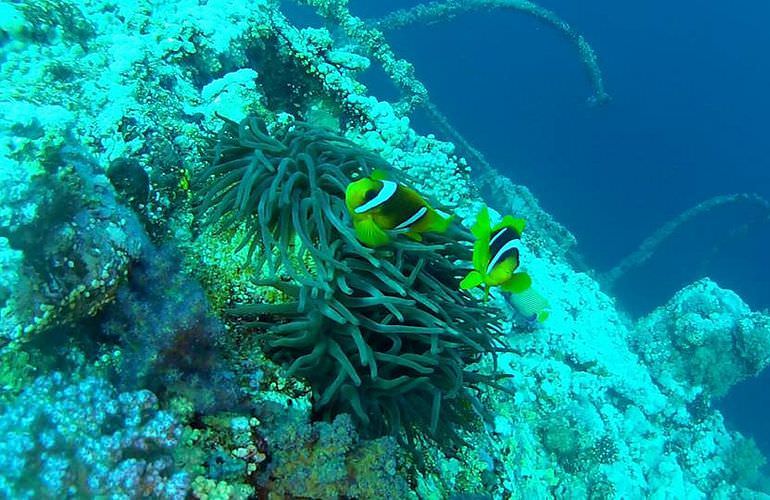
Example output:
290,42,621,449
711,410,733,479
197,115,509,449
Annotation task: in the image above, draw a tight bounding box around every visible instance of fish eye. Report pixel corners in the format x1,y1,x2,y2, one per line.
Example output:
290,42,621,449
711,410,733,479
363,190,377,202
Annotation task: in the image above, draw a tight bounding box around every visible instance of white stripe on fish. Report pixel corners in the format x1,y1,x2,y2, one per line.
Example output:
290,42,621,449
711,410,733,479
354,180,397,214
395,206,428,230
489,227,508,248
486,239,520,274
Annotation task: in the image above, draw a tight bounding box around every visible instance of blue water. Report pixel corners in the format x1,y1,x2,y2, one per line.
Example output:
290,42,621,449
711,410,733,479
350,0,770,456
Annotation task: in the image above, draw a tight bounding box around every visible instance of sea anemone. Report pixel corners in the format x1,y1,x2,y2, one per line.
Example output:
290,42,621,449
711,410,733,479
195,115,508,449
195,115,386,290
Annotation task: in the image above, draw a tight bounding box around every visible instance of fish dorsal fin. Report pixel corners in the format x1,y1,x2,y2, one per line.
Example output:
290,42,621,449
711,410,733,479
497,215,526,236
471,205,491,239
370,168,390,181
470,205,491,274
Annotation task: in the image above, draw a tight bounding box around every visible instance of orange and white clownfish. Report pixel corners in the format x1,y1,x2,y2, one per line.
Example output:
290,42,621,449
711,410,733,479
460,205,532,297
345,170,453,248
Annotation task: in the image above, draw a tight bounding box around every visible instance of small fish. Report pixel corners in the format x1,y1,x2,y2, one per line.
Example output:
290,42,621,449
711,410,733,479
460,205,532,300
508,286,550,323
345,170,453,247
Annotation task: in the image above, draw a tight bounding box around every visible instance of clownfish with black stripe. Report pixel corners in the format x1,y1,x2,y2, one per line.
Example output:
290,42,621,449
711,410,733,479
460,205,528,293
460,205,550,321
345,169,453,247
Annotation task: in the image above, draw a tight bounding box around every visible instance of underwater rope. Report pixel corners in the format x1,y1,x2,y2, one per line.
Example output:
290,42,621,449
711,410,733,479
370,0,610,105
602,193,770,289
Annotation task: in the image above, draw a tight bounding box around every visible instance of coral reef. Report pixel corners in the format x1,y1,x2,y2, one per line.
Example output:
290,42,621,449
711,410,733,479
1,0,769,498
631,278,770,399
100,244,244,413
265,413,410,498
299,0,429,115
0,372,188,498
0,106,145,345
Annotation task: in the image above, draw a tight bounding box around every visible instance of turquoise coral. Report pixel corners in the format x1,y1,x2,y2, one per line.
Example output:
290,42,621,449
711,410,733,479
0,372,188,498
0,111,145,345
632,278,770,398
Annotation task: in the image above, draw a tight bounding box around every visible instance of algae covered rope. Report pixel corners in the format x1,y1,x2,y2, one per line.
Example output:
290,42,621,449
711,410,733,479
371,0,610,105
602,193,770,289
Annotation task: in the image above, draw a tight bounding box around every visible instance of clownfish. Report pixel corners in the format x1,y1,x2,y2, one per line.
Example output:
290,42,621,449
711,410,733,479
460,205,532,299
345,170,453,248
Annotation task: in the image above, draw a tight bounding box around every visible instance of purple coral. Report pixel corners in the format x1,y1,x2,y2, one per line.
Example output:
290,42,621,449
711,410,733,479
0,372,189,498
101,244,244,413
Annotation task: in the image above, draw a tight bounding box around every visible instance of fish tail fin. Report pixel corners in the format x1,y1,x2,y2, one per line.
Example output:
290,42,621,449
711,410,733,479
354,217,390,247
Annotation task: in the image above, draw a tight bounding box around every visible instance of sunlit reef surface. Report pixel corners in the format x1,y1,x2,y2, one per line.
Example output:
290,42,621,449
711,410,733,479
0,0,769,498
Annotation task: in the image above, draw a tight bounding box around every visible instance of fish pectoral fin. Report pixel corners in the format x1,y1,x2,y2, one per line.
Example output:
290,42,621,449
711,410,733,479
459,270,485,290
500,272,532,293
354,218,390,247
